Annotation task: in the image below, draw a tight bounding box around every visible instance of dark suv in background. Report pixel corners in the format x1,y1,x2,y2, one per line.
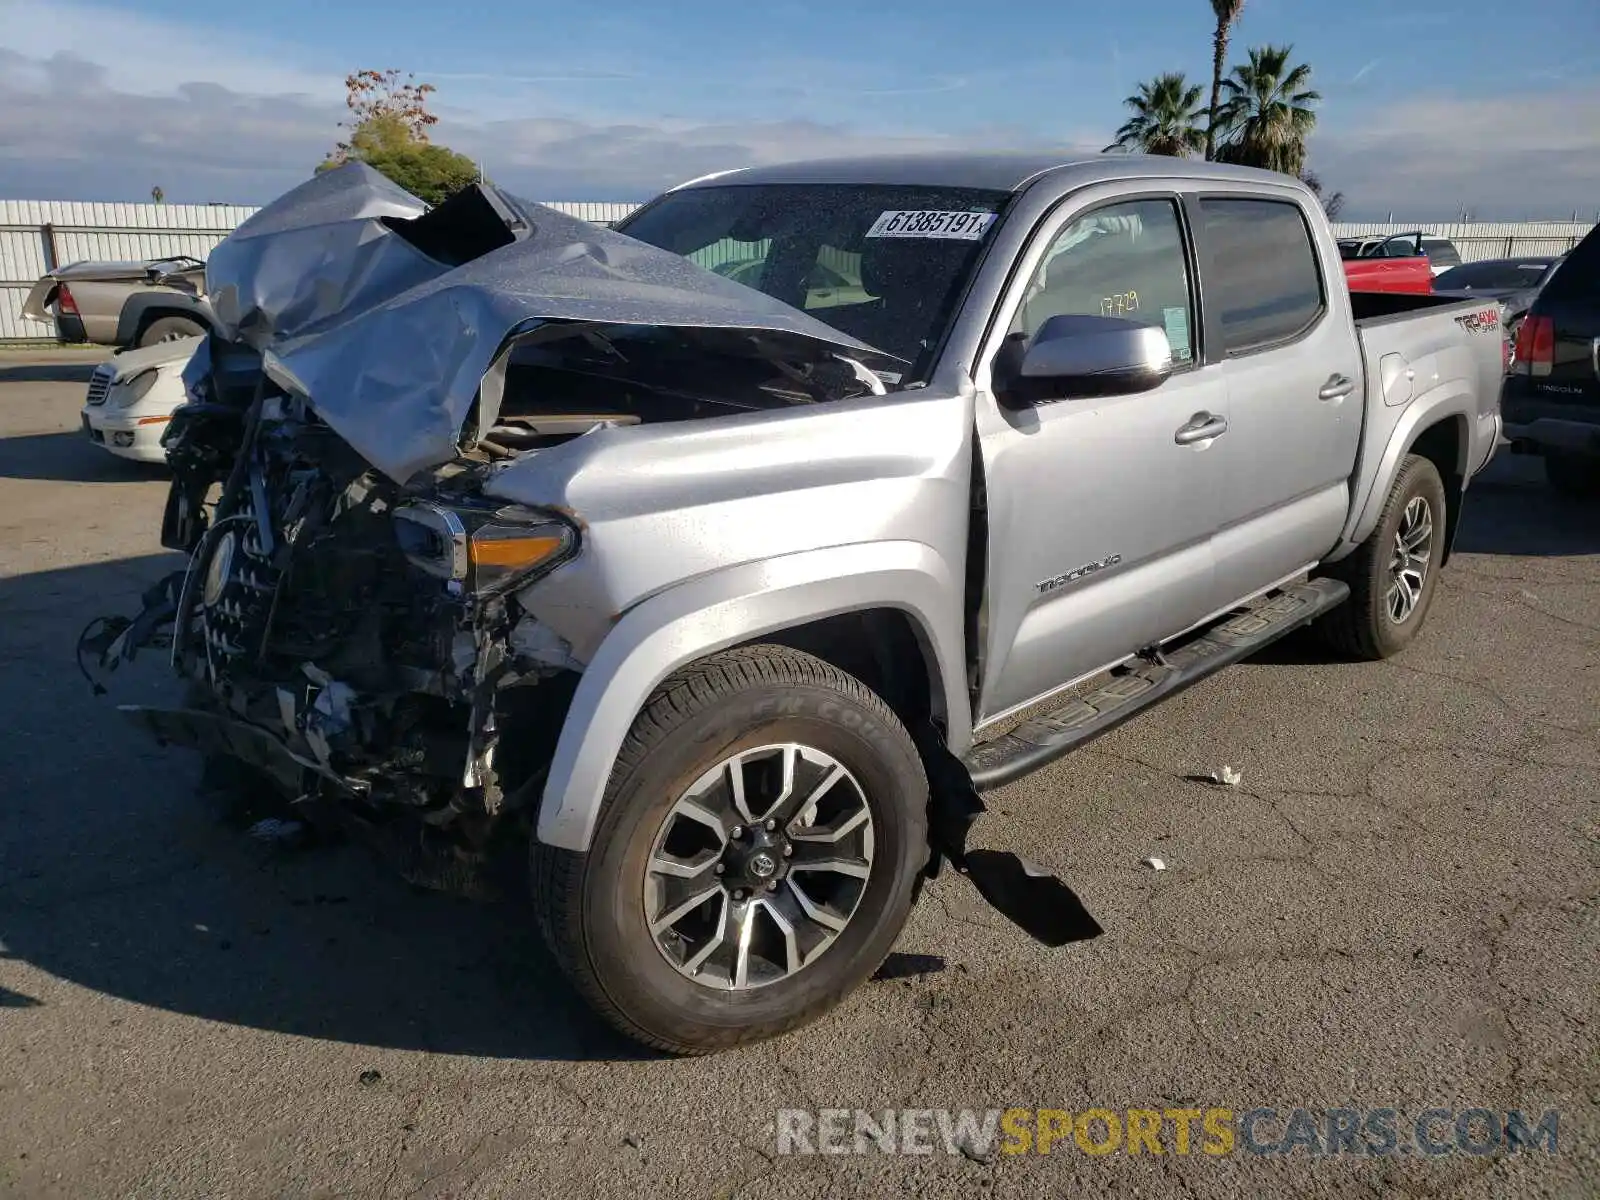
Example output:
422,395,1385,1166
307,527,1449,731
1503,225,1600,497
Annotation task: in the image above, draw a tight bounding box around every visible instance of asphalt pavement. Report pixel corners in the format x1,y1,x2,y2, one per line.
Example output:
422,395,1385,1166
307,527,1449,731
1,349,1596,1198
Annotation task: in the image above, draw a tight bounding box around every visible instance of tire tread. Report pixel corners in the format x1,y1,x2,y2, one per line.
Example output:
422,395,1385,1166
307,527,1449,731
1318,453,1444,661
530,644,917,1055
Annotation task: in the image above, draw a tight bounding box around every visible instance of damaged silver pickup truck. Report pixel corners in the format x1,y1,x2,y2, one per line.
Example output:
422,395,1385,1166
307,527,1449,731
87,156,1503,1054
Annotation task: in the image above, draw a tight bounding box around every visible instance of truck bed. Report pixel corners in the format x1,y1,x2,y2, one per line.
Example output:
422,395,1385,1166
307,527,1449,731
1350,290,1485,327
1346,291,1506,545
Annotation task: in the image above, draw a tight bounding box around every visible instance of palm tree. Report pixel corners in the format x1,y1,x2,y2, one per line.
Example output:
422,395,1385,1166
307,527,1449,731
1104,73,1207,158
1204,0,1246,161
1214,44,1320,176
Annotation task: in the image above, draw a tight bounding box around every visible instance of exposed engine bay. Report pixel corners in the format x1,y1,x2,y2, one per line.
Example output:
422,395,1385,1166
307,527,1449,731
83,320,888,893
77,162,905,892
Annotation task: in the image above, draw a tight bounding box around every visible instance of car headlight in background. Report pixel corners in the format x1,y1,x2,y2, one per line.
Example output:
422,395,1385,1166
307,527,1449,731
108,368,159,409
393,501,576,596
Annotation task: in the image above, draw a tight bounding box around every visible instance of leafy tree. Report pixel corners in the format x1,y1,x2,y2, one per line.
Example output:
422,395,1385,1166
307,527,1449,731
318,68,478,206
1204,0,1246,161
1104,73,1208,157
1299,169,1346,219
1213,45,1320,176
150,185,165,205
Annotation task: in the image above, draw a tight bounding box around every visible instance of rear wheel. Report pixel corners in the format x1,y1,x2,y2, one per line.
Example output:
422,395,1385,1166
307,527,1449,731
1318,454,1448,660
137,315,207,347
1545,451,1600,499
530,645,929,1055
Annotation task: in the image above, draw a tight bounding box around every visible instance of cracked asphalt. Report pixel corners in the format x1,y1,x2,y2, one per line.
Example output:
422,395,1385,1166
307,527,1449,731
1,350,1596,1199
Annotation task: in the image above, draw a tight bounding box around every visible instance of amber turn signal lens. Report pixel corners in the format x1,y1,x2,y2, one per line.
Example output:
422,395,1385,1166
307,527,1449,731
468,533,565,571
465,521,574,594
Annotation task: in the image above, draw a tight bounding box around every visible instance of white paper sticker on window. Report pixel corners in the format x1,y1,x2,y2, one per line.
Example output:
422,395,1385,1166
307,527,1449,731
865,210,998,241
1163,306,1193,361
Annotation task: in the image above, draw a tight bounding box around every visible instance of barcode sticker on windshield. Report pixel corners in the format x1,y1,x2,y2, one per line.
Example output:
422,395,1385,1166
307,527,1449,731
866,210,998,241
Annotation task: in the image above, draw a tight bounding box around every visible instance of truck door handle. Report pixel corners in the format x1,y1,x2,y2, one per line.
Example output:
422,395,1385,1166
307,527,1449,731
1319,374,1356,401
1174,412,1228,445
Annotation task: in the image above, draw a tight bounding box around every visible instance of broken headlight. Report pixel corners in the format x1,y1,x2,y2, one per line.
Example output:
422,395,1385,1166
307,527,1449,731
108,368,159,408
393,501,576,596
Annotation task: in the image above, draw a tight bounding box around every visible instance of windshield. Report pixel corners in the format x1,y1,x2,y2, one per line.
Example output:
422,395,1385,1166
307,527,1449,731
616,183,1013,378
1434,260,1553,290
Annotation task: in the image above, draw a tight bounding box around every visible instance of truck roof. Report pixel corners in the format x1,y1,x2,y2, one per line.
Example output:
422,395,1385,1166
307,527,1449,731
671,152,1297,195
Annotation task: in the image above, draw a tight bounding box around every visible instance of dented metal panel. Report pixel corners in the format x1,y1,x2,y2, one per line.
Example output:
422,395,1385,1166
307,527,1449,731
210,162,897,483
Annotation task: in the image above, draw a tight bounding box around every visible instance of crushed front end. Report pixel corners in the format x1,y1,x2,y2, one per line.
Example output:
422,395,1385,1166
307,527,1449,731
80,162,901,896
89,340,583,893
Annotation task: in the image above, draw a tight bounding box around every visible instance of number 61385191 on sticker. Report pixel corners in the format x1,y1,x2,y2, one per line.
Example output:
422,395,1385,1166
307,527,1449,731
865,210,998,241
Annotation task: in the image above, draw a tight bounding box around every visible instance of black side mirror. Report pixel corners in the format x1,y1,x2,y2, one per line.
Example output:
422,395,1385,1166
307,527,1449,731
996,313,1174,408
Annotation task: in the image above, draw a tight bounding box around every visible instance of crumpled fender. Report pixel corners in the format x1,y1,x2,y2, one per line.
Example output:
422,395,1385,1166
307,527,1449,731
20,276,59,324
534,540,970,851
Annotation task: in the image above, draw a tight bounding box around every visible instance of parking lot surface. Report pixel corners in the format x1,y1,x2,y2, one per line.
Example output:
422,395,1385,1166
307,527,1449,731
1,350,1596,1198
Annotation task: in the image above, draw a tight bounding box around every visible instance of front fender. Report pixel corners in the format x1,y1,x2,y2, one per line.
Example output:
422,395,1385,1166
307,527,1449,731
534,540,969,851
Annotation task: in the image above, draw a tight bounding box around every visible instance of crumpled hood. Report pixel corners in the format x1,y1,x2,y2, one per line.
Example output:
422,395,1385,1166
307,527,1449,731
203,161,900,483
108,334,203,381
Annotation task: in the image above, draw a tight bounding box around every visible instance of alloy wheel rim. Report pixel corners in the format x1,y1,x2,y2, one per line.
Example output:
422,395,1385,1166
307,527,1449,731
644,743,875,991
1386,495,1433,624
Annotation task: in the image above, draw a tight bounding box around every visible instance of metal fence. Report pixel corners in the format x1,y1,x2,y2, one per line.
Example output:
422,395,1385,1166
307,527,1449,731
0,198,639,341
3,198,1593,342
0,200,259,341
1329,221,1594,262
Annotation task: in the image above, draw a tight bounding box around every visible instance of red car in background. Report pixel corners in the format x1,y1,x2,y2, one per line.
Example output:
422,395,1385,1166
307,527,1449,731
1342,254,1435,294
1338,232,1436,294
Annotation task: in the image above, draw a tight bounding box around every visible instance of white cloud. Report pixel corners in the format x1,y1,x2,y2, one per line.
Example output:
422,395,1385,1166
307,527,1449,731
0,43,1094,202
1312,88,1600,219
0,5,1596,218
1,0,340,98
445,116,1089,199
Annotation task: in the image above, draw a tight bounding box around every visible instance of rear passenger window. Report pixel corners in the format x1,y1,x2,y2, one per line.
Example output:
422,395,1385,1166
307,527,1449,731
1200,199,1325,353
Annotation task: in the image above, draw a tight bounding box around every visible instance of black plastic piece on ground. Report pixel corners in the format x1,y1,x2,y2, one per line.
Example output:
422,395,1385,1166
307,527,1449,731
963,578,1351,791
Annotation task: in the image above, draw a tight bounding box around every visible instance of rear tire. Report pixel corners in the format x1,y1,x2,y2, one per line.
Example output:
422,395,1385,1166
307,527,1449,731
530,645,929,1055
136,315,207,347
1318,454,1448,661
1545,451,1600,499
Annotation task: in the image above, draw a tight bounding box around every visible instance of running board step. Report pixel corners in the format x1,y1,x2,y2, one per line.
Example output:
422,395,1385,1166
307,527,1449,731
963,577,1350,791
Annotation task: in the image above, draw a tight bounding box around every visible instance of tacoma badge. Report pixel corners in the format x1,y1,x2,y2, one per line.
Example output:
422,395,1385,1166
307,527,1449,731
1037,554,1123,594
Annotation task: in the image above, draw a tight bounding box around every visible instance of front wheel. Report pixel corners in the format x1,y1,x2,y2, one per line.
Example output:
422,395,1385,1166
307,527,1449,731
530,645,929,1054
1317,454,1448,660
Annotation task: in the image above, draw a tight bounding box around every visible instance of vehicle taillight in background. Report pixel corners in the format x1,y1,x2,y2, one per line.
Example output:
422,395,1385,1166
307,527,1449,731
55,283,79,316
1513,315,1554,377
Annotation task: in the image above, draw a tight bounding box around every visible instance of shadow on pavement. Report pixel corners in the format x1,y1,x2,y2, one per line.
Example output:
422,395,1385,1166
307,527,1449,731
1455,453,1600,556
0,362,103,385
1,452,1582,1064
1250,457,1595,665
0,431,169,483
0,552,647,1063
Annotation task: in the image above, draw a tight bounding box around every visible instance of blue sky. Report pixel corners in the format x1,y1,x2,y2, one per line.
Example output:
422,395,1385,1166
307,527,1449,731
2,0,1597,217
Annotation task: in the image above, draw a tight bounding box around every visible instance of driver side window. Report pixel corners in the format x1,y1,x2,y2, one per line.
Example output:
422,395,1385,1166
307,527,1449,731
1010,199,1195,365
